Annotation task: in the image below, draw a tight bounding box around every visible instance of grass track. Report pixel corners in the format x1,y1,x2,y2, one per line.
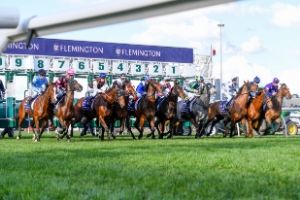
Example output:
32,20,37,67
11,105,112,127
0,133,300,199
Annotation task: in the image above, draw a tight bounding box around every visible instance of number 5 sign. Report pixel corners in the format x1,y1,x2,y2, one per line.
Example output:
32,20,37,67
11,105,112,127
52,58,70,72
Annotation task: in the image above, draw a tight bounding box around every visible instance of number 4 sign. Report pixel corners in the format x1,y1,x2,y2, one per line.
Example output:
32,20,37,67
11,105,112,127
112,61,129,74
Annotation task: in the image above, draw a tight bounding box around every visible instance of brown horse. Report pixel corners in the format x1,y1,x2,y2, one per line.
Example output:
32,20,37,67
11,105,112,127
261,83,292,134
31,83,57,142
109,80,137,138
56,79,83,141
202,81,258,137
133,79,162,139
17,97,34,140
246,89,265,137
155,80,187,139
73,84,126,140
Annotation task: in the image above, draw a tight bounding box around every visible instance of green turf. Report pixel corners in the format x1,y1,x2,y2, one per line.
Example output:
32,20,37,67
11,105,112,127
0,133,300,200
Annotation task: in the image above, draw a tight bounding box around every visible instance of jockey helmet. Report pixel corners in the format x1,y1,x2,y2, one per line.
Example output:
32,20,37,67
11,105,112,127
273,77,279,84
120,73,126,79
66,68,75,76
144,75,150,81
99,73,106,79
253,76,260,84
38,69,47,76
199,76,204,81
232,77,238,82
164,76,171,81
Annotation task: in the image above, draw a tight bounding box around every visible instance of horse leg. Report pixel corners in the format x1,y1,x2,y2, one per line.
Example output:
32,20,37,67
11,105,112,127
155,119,163,139
137,115,146,140
148,118,156,139
33,117,41,142
247,118,254,138
39,119,49,140
98,116,109,141
126,115,136,140
16,106,26,140
119,118,125,135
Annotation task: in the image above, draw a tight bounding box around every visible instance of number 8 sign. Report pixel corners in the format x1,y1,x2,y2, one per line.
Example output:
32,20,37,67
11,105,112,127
34,57,50,71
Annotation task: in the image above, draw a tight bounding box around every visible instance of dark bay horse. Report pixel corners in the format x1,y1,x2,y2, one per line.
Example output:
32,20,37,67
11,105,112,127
155,80,187,139
130,79,162,139
202,81,258,137
56,79,82,141
261,83,292,134
176,83,212,138
32,83,57,142
109,80,137,138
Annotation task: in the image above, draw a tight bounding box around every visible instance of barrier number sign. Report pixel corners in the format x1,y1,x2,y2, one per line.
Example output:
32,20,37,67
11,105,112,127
112,62,129,74
34,57,50,71
52,58,70,72
0,56,5,69
92,60,110,73
131,63,145,75
9,56,27,70
72,59,89,73
165,64,180,76
148,63,163,76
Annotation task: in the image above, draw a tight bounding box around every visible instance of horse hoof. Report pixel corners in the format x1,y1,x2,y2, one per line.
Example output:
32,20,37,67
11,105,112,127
16,136,20,140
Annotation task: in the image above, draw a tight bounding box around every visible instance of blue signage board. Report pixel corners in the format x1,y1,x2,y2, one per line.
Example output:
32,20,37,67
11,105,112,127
4,38,193,63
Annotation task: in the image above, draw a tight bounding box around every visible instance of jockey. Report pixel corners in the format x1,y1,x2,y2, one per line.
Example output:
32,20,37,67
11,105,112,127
181,76,205,114
115,73,127,88
26,69,49,108
55,68,75,103
136,75,149,98
264,77,280,109
228,77,239,97
250,76,261,97
85,73,109,107
159,77,172,97
184,75,206,96
0,78,5,100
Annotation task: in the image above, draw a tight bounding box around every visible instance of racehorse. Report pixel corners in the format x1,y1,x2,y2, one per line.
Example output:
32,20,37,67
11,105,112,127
31,83,57,142
17,97,34,140
202,81,258,137
246,89,265,137
129,79,162,139
109,80,137,138
175,83,212,138
155,80,187,139
56,79,82,141
261,83,292,134
73,83,126,140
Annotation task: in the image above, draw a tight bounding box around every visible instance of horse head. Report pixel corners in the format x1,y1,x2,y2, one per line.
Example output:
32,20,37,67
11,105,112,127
123,80,138,100
147,79,162,95
107,85,126,109
68,79,83,92
237,80,258,97
171,80,187,99
279,83,292,99
47,83,57,104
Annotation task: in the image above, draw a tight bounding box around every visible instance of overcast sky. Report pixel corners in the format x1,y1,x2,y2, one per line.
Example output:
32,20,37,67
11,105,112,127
1,0,300,95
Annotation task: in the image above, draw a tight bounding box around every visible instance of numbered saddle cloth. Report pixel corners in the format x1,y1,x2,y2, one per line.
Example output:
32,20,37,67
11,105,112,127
82,96,93,111
219,101,229,115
